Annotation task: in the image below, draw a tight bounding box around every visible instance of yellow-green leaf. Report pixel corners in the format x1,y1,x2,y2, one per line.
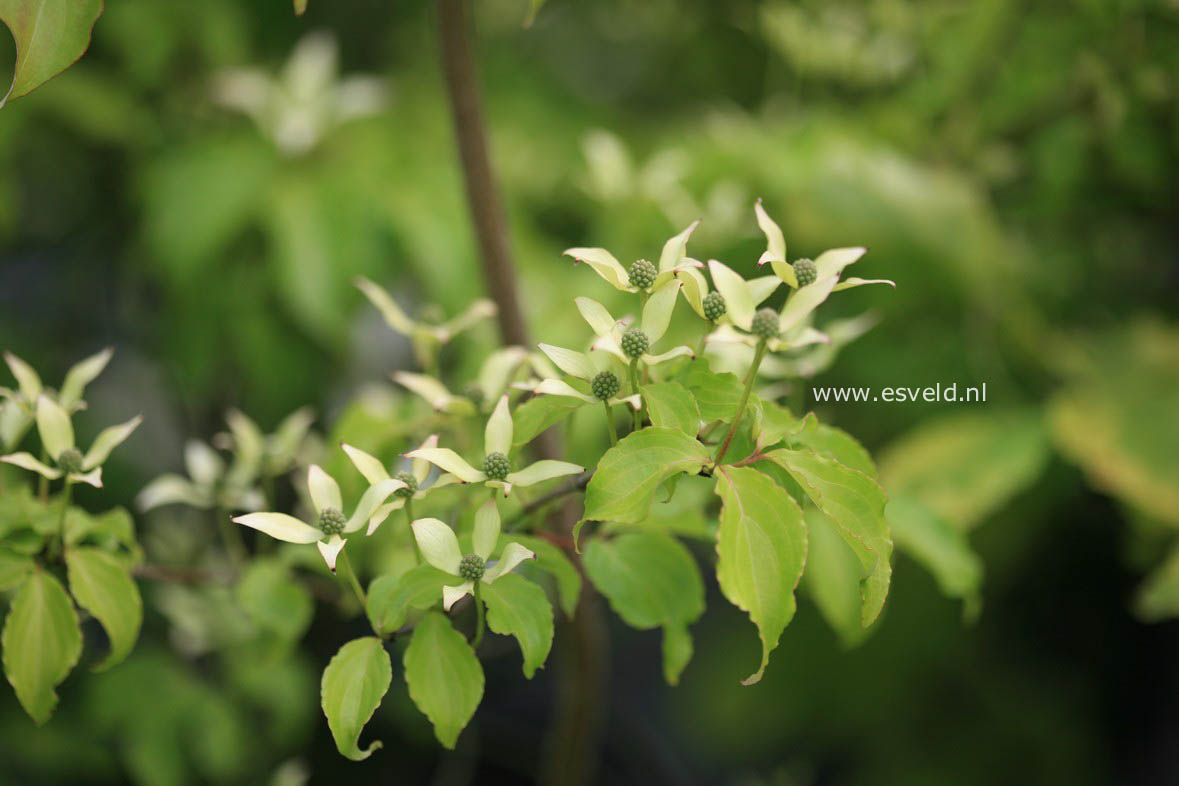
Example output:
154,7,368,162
582,428,710,528
321,637,391,760
2,569,82,724
403,613,483,749
0,0,103,106
481,573,554,679
65,547,142,670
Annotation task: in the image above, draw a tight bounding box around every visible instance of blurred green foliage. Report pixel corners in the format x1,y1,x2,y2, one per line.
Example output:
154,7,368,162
1,0,1177,783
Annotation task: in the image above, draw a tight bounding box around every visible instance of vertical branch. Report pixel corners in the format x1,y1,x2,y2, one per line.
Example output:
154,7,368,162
434,3,608,783
436,0,530,348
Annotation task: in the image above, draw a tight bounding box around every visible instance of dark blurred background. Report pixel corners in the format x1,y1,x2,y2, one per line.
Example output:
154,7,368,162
1,0,1177,783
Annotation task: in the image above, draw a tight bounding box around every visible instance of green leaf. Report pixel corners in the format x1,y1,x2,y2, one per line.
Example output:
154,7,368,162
1135,543,1179,622
2,569,82,723
65,505,138,554
787,414,876,477
713,466,806,685
0,548,34,591
582,531,705,684
481,573,554,679
802,508,873,647
677,363,744,422
64,547,141,671
294,0,308,15
764,448,892,626
878,409,1048,529
403,613,484,749
887,494,983,617
0,0,103,106
582,427,710,528
365,565,451,636
235,558,313,642
321,637,392,761
662,624,693,685
512,394,584,447
641,381,701,436
751,398,799,449
509,535,581,618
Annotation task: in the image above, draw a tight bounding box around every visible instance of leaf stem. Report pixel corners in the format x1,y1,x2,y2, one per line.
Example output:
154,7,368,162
714,338,767,466
50,477,72,560
628,359,642,431
472,581,486,648
602,400,618,446
405,498,423,564
336,548,367,609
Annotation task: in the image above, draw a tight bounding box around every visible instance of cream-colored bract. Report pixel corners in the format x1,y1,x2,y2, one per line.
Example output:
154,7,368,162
406,395,583,498
1,395,141,489
233,465,405,571
564,220,705,296
341,434,461,535
411,501,536,611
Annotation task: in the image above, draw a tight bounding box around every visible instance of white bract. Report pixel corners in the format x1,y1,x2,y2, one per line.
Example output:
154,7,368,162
0,396,141,488
211,32,388,156
341,434,460,534
356,276,496,370
0,348,112,450
137,439,264,513
564,220,704,294
391,345,533,416
576,283,695,367
411,501,535,611
531,344,641,410
405,395,583,497
755,199,894,292
220,407,316,481
233,465,405,571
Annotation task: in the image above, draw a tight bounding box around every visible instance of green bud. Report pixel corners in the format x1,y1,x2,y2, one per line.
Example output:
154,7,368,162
57,448,84,474
702,291,726,322
318,506,346,535
458,553,485,581
792,258,817,287
621,328,650,359
394,470,418,497
483,452,510,481
751,308,779,341
627,259,657,290
591,371,621,401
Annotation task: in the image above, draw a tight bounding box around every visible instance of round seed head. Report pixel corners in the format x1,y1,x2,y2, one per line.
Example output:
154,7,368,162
627,259,657,290
318,506,346,535
702,291,726,322
590,371,621,401
621,327,650,359
751,308,780,341
483,451,511,481
57,448,84,474
394,470,418,497
459,553,485,581
792,258,817,287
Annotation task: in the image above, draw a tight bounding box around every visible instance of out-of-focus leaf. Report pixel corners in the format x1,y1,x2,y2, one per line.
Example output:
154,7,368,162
293,0,307,15
403,613,483,750
887,494,983,617
481,573,554,679
236,558,313,642
787,414,876,476
1135,543,1179,622
0,548,34,590
65,547,142,670
2,569,82,724
878,409,1048,529
321,637,391,760
713,466,806,685
511,394,583,447
0,0,103,106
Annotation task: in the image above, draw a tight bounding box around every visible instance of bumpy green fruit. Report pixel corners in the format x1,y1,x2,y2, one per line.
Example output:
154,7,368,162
792,258,817,287
702,291,726,322
751,308,779,340
394,470,418,497
57,448,84,474
627,259,657,289
621,328,650,359
318,506,346,535
483,452,510,480
459,554,485,581
591,371,621,401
